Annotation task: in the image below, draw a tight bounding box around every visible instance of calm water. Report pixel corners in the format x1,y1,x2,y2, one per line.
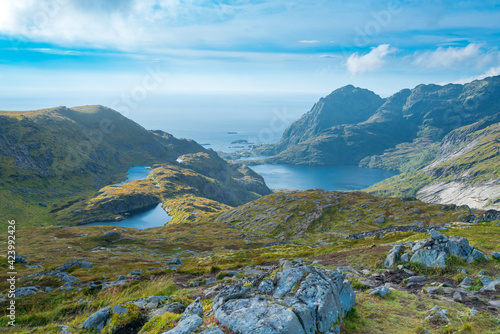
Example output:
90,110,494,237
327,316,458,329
117,165,152,184
85,203,171,229
87,166,171,229
250,164,399,191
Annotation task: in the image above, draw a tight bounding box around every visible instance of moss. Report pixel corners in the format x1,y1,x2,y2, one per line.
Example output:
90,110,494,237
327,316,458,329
139,312,182,334
102,304,143,334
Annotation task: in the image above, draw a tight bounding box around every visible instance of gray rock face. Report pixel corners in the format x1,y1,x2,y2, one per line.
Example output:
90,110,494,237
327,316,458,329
166,258,183,266
370,286,391,297
213,264,355,334
179,297,203,322
15,286,39,298
56,260,93,272
410,249,447,268
200,327,225,334
383,245,402,268
165,315,202,334
479,278,500,292
81,306,112,332
20,270,79,283
167,302,186,314
385,233,486,268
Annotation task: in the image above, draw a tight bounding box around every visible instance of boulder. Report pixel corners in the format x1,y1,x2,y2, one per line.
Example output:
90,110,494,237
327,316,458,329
466,249,488,263
167,302,187,314
81,306,112,332
459,277,472,288
492,252,500,260
165,315,202,334
200,327,225,334
14,254,27,264
56,260,93,272
373,216,386,225
212,264,355,334
179,297,203,322
383,245,402,268
369,286,391,297
410,249,446,268
479,278,500,292
14,286,39,298
166,258,183,266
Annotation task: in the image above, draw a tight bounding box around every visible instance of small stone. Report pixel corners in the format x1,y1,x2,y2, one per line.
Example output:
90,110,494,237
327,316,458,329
453,291,462,302
166,258,183,266
407,276,426,283
370,286,391,297
117,275,126,280
470,307,478,318
460,277,472,287
492,251,500,260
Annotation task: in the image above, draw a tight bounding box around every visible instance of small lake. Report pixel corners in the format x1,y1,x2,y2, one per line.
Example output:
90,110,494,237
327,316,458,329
250,164,399,191
87,166,171,229
117,165,152,184
85,203,172,229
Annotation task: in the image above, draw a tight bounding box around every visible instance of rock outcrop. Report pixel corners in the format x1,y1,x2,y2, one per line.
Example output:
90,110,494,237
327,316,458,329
212,264,355,334
383,231,489,268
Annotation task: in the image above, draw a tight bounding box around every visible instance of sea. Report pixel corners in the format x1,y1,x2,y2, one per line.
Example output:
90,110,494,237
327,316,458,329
5,92,399,228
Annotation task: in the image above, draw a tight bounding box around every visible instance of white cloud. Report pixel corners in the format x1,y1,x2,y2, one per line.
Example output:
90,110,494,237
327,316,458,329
299,40,320,44
412,43,483,68
345,44,396,74
450,66,500,84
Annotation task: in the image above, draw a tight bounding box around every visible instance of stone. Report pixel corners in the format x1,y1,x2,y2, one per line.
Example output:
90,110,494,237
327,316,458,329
479,278,500,292
14,286,39,298
407,276,427,283
429,230,444,241
492,251,500,260
165,315,202,334
459,277,472,288
56,260,92,272
383,245,402,268
117,275,126,280
403,269,415,276
167,302,186,314
166,258,183,266
470,307,478,318
453,291,462,302
410,249,447,268
466,249,488,263
213,264,355,334
113,305,128,315
444,237,472,258
205,277,216,285
200,328,225,334
81,306,112,332
400,253,410,262
373,216,386,225
370,286,391,297
179,297,203,322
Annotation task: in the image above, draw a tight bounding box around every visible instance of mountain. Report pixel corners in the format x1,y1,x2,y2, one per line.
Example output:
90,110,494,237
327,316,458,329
254,76,500,167
367,113,500,210
0,105,270,226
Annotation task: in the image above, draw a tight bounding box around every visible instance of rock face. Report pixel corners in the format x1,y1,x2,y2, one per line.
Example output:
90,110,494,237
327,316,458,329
383,231,489,268
212,264,355,334
81,306,112,332
56,260,93,272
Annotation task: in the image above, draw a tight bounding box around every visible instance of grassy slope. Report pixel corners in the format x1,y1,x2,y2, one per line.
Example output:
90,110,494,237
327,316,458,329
0,106,270,227
1,189,499,333
366,122,500,198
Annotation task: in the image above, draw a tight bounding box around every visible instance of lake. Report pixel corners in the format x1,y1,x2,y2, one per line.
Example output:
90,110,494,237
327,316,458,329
86,166,171,229
85,203,172,229
250,164,399,191
117,165,152,184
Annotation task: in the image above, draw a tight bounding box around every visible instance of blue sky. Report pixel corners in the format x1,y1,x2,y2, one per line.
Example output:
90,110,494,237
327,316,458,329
1,0,500,106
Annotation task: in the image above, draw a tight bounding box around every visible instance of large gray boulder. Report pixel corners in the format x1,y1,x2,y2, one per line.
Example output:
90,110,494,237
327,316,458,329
164,315,202,334
384,232,486,268
179,297,203,322
410,249,447,268
81,306,112,332
212,264,355,334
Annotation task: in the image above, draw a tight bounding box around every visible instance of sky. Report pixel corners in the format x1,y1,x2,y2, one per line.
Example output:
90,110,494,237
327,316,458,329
1,0,500,109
